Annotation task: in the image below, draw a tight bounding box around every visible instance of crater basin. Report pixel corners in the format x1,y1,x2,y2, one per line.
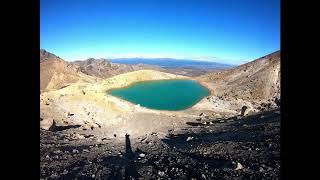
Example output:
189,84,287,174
107,79,210,111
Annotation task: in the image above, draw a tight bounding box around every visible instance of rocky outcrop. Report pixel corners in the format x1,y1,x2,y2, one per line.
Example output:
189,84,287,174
40,117,54,130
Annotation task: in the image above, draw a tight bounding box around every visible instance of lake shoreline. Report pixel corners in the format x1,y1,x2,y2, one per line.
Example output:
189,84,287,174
106,78,212,112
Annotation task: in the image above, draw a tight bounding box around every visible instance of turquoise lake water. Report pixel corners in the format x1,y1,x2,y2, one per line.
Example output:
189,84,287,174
108,79,210,111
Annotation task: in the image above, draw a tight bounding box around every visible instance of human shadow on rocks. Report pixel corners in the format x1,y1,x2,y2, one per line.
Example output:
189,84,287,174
125,133,134,159
98,134,141,180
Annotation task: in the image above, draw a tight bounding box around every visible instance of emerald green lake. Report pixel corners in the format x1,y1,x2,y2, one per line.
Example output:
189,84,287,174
108,79,210,111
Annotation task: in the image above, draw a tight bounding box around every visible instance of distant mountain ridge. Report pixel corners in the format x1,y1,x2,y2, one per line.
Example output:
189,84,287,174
40,49,165,91
40,49,98,92
73,58,163,79
110,58,234,69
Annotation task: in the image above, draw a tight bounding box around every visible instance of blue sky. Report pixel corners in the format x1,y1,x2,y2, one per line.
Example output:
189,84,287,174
40,0,280,65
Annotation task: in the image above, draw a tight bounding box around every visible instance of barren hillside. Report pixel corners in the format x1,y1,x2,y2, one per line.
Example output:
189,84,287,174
198,51,280,101
40,49,98,92
73,58,164,79
40,50,165,92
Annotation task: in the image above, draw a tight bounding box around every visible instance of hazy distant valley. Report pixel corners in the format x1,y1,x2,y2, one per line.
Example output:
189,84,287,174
110,58,233,69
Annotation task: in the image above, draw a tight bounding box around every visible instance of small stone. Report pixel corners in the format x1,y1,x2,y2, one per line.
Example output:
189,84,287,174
72,149,79,153
114,134,117,138
209,122,213,125
75,134,85,139
219,120,225,123
186,137,194,141
83,149,89,153
203,122,207,125
92,174,95,178
158,171,165,176
45,155,50,159
50,174,59,178
53,150,62,154
151,132,157,136
139,153,146,158
235,162,243,170
62,170,68,175
202,174,206,179
259,167,264,172
240,106,249,116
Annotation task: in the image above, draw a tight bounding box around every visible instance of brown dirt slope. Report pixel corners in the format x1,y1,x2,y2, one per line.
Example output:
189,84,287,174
198,51,280,101
40,49,98,92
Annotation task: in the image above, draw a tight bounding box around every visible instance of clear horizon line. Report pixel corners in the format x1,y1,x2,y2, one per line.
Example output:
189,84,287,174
41,48,257,66
70,55,242,66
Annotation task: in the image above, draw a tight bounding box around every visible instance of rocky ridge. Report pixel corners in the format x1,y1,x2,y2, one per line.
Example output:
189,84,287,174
198,51,280,102
73,58,164,79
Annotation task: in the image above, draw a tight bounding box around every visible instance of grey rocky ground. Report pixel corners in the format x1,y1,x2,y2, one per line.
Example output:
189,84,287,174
40,108,280,180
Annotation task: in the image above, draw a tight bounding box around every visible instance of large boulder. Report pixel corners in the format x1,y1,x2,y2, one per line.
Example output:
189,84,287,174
240,106,254,116
240,106,248,116
40,118,55,130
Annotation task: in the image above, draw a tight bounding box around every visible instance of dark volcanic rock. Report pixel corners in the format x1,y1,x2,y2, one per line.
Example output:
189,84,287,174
40,109,280,179
240,106,248,116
